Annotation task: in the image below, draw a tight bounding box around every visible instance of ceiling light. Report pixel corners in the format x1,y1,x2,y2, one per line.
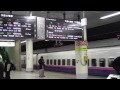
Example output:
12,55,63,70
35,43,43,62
25,16,36,19
100,12,120,19
21,41,26,43
45,40,49,41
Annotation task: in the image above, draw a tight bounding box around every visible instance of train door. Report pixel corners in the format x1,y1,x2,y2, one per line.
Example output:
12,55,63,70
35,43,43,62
99,58,106,67
108,58,115,67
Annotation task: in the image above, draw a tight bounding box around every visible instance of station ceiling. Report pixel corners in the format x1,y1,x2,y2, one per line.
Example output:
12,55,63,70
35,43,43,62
0,11,120,51
0,11,120,29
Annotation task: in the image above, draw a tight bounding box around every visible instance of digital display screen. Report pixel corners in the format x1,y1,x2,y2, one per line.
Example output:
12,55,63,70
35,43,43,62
45,18,83,41
0,13,36,40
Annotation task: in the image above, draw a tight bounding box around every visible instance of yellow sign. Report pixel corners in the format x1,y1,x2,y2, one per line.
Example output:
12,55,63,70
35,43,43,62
75,46,87,51
75,46,80,51
84,56,88,61
80,46,87,51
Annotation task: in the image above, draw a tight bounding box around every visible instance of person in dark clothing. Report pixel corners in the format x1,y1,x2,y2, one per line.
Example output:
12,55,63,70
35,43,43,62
0,62,4,79
4,60,16,79
112,56,120,75
0,54,4,79
38,56,45,77
4,61,11,79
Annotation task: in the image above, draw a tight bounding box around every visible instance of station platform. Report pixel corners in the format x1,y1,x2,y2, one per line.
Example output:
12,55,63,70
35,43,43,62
10,70,106,79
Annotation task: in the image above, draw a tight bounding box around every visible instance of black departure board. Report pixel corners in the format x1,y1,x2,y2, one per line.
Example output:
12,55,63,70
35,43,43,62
45,18,83,41
0,13,36,40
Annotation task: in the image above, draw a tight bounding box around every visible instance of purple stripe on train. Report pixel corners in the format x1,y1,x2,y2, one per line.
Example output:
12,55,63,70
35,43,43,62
89,67,114,70
21,64,117,77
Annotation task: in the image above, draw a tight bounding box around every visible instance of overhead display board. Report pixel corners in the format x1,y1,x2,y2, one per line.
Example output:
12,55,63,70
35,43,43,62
45,18,83,41
0,13,37,40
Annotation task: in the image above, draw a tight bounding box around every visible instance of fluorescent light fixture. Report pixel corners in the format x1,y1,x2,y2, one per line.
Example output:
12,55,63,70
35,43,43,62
45,40,49,41
25,16,35,19
21,40,26,44
100,12,120,19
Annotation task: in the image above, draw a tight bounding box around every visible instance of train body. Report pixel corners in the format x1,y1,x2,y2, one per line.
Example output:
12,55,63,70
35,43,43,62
21,46,120,77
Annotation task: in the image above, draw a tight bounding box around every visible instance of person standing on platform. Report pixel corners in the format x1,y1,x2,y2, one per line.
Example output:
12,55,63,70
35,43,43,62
38,56,45,77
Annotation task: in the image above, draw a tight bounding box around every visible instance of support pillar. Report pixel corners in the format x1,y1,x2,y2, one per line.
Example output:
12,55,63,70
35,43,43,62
75,41,88,79
75,11,88,79
26,39,33,72
26,11,33,72
13,40,21,71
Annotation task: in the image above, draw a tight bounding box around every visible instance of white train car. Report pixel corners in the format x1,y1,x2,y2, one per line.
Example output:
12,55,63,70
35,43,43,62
33,46,120,67
21,46,120,76
38,51,76,66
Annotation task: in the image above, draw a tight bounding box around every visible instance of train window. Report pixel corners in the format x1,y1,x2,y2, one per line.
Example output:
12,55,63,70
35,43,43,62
62,59,65,65
108,58,114,67
99,58,105,67
72,59,75,66
47,59,49,65
91,59,97,66
67,59,70,65
50,59,52,65
58,59,61,65
54,59,56,65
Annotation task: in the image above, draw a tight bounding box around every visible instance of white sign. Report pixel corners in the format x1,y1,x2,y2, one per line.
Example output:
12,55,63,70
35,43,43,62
37,17,45,40
107,74,120,79
81,18,87,26
0,42,15,47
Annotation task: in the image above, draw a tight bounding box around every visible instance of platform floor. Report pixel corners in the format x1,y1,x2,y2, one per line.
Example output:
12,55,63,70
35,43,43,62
10,70,106,79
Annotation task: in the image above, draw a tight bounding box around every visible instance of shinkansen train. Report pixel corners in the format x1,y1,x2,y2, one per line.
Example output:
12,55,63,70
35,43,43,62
21,46,120,77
